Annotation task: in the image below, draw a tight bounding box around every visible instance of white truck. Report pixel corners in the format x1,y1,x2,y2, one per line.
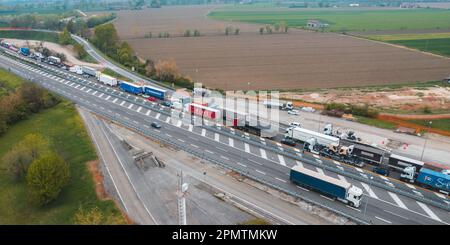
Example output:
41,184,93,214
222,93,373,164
82,66,97,77
263,100,293,110
286,127,340,147
97,73,117,86
48,56,61,65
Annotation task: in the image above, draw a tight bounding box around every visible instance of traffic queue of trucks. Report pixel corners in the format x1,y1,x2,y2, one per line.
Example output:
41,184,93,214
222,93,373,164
285,124,450,195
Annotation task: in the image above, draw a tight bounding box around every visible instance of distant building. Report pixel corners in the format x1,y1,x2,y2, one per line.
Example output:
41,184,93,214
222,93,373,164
400,3,419,8
307,20,329,29
349,3,360,7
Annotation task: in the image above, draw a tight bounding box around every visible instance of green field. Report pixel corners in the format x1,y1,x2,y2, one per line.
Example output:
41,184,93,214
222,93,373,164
0,30,62,43
355,116,398,130
209,9,450,32
409,118,450,132
0,100,126,224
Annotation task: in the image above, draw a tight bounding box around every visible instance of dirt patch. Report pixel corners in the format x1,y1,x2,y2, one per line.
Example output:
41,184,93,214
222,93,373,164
87,160,109,200
3,38,102,68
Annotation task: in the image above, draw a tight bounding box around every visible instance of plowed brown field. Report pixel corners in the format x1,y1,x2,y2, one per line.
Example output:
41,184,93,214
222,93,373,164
113,6,450,90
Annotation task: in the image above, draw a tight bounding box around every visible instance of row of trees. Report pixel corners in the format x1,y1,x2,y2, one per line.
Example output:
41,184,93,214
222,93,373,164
2,133,70,206
91,24,194,89
225,26,240,36
0,81,61,136
259,21,289,34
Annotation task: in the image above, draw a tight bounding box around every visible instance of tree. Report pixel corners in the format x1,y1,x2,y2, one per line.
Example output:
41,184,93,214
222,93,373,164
74,206,104,225
74,43,88,59
59,28,72,45
280,21,288,33
154,59,179,83
193,30,200,37
265,25,272,34
259,27,264,35
234,28,240,35
2,134,51,181
274,23,280,32
184,29,191,37
27,153,70,206
91,23,119,55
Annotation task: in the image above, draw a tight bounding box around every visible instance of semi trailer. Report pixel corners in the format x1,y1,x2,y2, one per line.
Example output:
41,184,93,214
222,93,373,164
97,73,117,86
120,81,143,94
82,66,97,77
263,100,293,110
144,86,167,100
290,165,363,207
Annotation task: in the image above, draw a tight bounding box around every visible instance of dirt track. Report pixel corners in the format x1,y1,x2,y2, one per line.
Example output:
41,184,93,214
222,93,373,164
113,6,450,90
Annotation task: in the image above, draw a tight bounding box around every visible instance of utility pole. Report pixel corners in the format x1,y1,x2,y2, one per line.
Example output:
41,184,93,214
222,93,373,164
177,171,189,225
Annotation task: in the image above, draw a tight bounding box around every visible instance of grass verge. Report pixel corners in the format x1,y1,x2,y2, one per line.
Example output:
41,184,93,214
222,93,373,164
408,118,450,133
355,116,397,130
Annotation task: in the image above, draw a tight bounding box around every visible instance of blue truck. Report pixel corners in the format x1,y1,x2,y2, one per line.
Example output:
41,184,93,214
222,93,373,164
290,165,363,207
20,47,30,56
144,85,167,100
416,168,450,194
119,81,143,95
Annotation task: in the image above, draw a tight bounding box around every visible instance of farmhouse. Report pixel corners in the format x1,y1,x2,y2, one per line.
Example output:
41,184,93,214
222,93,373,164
307,20,329,29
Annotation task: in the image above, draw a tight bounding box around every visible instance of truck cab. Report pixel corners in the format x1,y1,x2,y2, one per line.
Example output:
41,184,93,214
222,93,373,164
400,166,416,183
346,186,363,208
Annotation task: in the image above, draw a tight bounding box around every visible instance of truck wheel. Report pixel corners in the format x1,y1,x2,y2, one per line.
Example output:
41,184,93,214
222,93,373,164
349,202,354,207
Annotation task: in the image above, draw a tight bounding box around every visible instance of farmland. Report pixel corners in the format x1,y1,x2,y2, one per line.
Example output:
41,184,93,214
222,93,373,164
209,8,450,32
112,6,450,90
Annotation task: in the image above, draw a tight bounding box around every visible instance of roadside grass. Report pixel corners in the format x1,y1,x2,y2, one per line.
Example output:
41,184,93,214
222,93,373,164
0,68,25,96
388,38,450,57
239,218,271,225
79,53,98,64
0,100,126,224
367,32,450,41
102,68,131,82
408,118,450,132
209,9,450,32
0,30,62,43
355,116,397,130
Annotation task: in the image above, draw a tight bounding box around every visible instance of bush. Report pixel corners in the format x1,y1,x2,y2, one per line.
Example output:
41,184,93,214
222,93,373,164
27,153,70,206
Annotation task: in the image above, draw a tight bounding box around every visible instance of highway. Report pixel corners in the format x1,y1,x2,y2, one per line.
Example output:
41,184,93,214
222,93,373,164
1,49,449,225
71,34,171,91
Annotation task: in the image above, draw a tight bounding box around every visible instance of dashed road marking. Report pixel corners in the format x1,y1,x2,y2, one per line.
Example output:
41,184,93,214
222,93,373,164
278,155,286,166
337,175,348,183
388,192,408,210
188,125,193,132
214,133,220,142
260,149,267,159
201,129,206,137
275,177,287,183
128,104,133,109
176,121,182,127
165,117,170,123
296,186,309,192
296,161,303,167
155,113,160,119
120,101,125,106
333,160,341,165
146,110,151,116
237,162,247,168
256,170,266,175
229,138,234,147
205,150,214,154
375,216,392,224
313,154,320,159
320,195,334,201
137,106,142,113
416,202,442,222
361,183,378,199
244,143,250,153
221,156,229,160
405,183,416,189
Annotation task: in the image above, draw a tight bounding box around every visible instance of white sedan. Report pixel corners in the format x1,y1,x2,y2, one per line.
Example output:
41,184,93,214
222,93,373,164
288,110,300,115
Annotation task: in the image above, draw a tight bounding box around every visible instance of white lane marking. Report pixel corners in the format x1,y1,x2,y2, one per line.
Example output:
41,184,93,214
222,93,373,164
385,181,395,187
137,106,142,113
146,110,151,116
296,161,303,167
337,166,344,171
214,133,220,142
434,192,446,199
256,170,266,175
165,133,172,137
384,210,409,220
86,88,92,93
98,93,105,98
347,206,361,212
201,129,206,137
337,175,348,183
313,154,320,159
278,155,286,166
275,177,287,183
361,183,378,199
316,168,324,175
416,202,442,222
260,149,267,159
405,183,416,189
155,113,160,119
165,117,170,123
388,192,408,210
412,190,423,197
355,168,364,173
237,162,247,168
205,150,214,154
188,125,193,132
92,91,97,95
379,175,388,181
177,139,185,143
294,148,301,153
229,138,234,147
120,101,126,106
320,195,334,201
75,84,80,89
128,104,133,109
296,186,309,192
333,160,341,165
221,156,229,160
276,143,282,147
375,216,392,224
176,120,182,127
244,143,250,153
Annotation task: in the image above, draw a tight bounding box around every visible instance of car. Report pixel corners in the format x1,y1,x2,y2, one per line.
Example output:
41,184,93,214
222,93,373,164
161,101,172,107
281,138,296,147
141,94,150,99
288,110,300,115
147,96,157,102
372,166,390,176
301,107,316,113
289,122,301,127
151,122,161,129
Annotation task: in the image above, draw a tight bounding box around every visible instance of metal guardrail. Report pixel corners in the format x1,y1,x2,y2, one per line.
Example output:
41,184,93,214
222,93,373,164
3,51,449,213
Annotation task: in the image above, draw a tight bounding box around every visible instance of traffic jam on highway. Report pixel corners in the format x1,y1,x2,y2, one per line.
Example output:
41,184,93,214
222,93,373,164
1,40,449,225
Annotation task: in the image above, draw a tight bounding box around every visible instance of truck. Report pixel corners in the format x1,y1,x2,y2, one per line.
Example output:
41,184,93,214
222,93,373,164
20,47,30,56
48,56,61,65
120,81,143,94
263,100,293,110
290,166,363,207
97,73,117,86
144,86,167,100
416,167,450,194
82,66,97,77
286,127,340,147
188,103,221,121
349,142,386,166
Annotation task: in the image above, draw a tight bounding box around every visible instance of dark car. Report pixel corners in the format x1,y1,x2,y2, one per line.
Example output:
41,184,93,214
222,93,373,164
281,138,296,147
373,166,390,176
151,122,161,129
161,101,172,107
